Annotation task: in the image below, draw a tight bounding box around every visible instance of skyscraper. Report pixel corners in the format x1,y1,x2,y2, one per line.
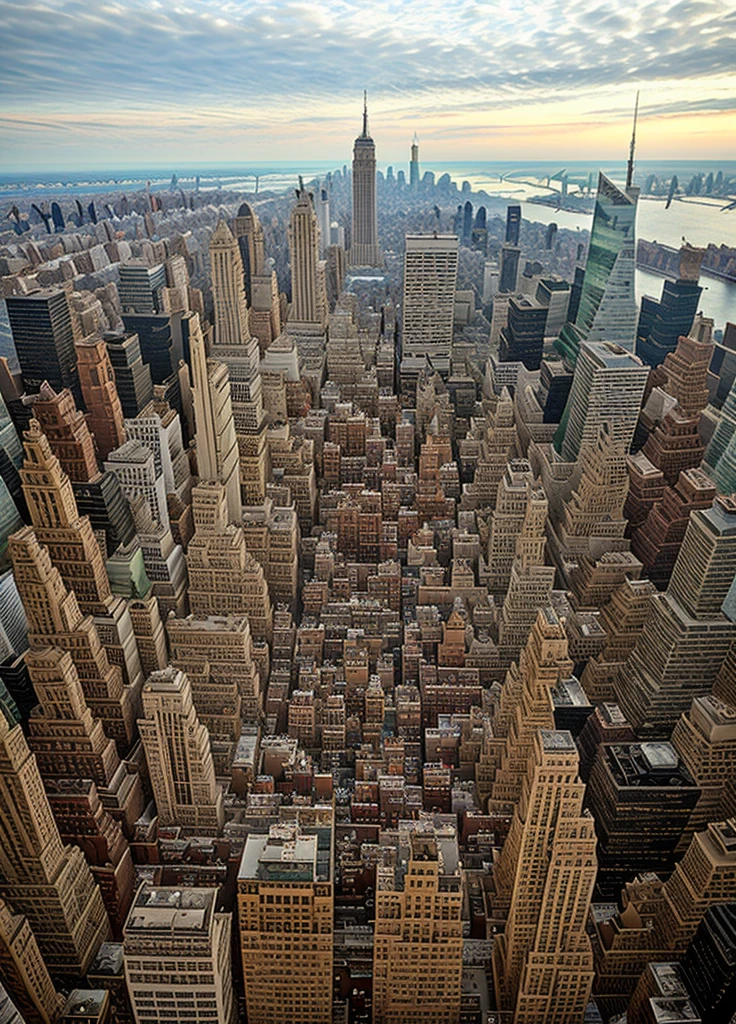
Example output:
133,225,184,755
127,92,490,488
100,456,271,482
75,337,126,461
350,93,381,268
505,204,521,246
555,340,649,461
499,293,547,369
138,666,224,833
6,289,81,402
492,730,597,1022
189,313,241,524
209,219,250,347
372,821,463,1024
636,244,704,367
117,262,165,315
123,884,235,1024
19,419,144,692
0,709,110,976
238,811,334,1024
9,526,136,748
233,203,281,349
288,180,329,331
401,234,459,363
616,496,736,735
0,898,64,1024
409,133,420,190
555,173,638,366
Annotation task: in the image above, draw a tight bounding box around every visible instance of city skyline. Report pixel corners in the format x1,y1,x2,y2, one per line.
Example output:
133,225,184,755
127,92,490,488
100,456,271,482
1,0,736,170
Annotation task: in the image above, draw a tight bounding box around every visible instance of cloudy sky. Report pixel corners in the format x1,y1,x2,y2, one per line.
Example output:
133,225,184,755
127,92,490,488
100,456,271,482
1,0,735,170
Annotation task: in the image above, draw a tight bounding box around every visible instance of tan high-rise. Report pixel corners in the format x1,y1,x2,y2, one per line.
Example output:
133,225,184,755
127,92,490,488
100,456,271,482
237,811,334,1024
372,820,464,1024
492,730,597,1024
0,711,110,976
9,526,135,749
189,313,241,524
19,419,143,692
75,337,126,461
288,181,328,330
123,883,234,1024
138,666,224,833
25,645,143,832
350,95,381,268
209,218,250,347
186,482,273,642
0,898,63,1024
616,496,736,735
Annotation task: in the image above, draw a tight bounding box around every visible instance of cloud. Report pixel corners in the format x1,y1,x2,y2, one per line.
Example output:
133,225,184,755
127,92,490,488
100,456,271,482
0,0,734,166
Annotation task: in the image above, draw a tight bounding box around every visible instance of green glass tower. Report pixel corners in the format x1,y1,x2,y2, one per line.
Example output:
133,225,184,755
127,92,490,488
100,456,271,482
555,173,638,367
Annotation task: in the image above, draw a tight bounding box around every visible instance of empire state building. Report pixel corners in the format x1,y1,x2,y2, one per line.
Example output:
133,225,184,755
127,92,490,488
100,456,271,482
350,93,381,268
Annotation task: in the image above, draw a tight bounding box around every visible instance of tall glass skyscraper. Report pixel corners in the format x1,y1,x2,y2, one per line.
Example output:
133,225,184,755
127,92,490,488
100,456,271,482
555,173,638,367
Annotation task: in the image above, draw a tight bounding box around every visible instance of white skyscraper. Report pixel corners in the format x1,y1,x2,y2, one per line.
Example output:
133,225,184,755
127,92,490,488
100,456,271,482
402,233,459,362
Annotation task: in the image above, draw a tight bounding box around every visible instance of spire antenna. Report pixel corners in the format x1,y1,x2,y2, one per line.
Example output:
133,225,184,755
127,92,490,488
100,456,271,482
626,90,640,191
362,90,368,137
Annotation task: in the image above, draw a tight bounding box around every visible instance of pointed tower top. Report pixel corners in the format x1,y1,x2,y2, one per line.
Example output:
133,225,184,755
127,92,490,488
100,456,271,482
626,91,640,191
362,90,369,138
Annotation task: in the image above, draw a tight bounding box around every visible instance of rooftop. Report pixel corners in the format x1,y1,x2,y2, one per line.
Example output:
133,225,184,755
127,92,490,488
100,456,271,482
126,885,214,933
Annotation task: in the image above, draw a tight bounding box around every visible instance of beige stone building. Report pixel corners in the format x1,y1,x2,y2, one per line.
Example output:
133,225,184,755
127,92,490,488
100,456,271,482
237,810,334,1024
372,819,464,1024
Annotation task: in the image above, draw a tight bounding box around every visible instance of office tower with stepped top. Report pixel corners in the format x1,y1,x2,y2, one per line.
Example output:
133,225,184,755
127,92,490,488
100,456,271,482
238,811,334,1024
476,606,573,815
138,666,224,833
0,709,110,977
496,483,555,663
350,94,381,268
75,336,126,461
288,179,329,332
616,495,736,736
372,821,463,1024
630,466,716,589
19,419,143,693
580,577,656,702
167,611,262,746
0,898,64,1024
186,481,273,642
209,220,270,500
30,383,136,558
548,423,631,582
491,729,597,1023
25,645,144,833
9,527,136,749
189,313,242,525
671,692,736,853
485,459,539,597
209,218,250,347
233,202,282,347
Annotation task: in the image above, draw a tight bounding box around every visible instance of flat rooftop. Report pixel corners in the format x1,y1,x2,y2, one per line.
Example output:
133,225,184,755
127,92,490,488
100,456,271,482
126,886,214,933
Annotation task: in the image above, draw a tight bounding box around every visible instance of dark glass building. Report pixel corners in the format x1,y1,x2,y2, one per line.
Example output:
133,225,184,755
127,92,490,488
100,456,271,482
636,277,702,367
6,289,81,402
681,903,736,1024
499,294,548,370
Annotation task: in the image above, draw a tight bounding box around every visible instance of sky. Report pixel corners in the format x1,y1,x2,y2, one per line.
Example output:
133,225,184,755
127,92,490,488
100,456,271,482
0,0,735,171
